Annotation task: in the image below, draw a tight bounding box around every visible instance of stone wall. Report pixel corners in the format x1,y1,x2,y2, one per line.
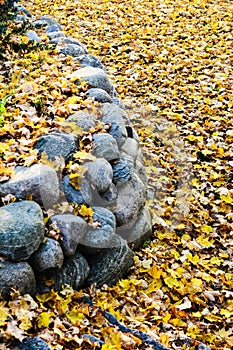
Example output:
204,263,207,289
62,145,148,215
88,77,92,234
0,13,152,298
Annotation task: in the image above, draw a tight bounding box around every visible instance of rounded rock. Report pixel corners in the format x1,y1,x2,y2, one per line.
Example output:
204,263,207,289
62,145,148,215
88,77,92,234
84,158,113,193
0,201,45,261
92,133,120,161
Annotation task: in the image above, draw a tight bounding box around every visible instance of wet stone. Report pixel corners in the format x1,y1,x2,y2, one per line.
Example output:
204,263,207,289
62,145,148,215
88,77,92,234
92,133,120,161
0,201,45,261
84,158,113,193
62,174,93,206
34,132,78,162
0,261,36,298
49,214,87,257
29,238,64,272
0,163,59,209
78,206,116,255
85,235,134,288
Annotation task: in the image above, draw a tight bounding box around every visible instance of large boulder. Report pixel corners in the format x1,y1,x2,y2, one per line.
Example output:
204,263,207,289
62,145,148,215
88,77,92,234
34,132,78,162
85,235,134,288
0,163,59,209
0,201,45,261
49,214,87,257
0,261,36,298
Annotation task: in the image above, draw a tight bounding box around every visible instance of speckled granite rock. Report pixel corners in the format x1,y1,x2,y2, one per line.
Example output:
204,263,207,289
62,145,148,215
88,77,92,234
0,261,36,298
73,54,105,70
86,88,113,103
69,67,112,93
92,133,120,161
0,201,44,261
34,132,78,162
67,111,96,132
84,158,113,193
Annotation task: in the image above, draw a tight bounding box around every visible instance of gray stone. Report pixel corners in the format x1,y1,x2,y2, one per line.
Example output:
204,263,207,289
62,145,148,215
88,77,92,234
46,24,63,32
86,88,112,103
47,31,65,40
0,261,36,298
62,174,93,206
84,158,113,193
92,133,120,161
112,97,126,110
67,111,96,132
136,147,144,163
78,207,116,255
15,336,51,350
49,214,87,257
50,37,88,53
113,173,146,228
112,156,133,184
136,160,148,186
71,67,112,93
0,164,59,209
0,201,44,261
38,252,90,292
73,54,105,70
85,235,134,288
29,238,64,272
120,137,139,160
59,44,86,57
108,122,127,147
100,183,118,204
40,16,62,28
34,132,78,162
116,207,152,250
26,31,40,43
101,102,129,124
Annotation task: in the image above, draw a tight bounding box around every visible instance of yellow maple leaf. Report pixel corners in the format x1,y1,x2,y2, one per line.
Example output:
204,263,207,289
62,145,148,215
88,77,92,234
37,312,54,328
220,194,233,204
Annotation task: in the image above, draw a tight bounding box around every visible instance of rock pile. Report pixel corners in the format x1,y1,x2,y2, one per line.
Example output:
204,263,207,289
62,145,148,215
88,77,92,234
0,13,152,298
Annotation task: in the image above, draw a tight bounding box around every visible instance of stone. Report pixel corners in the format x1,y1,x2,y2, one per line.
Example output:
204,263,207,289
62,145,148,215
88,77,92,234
50,37,88,53
37,252,90,292
84,158,113,193
46,24,63,32
113,173,146,228
86,88,113,103
40,16,62,28
108,122,127,147
112,156,133,184
78,206,116,255
0,261,36,298
29,238,64,272
69,67,112,94
62,174,92,206
120,137,139,160
112,97,126,110
59,44,86,57
13,337,51,350
126,125,140,142
0,164,59,209
47,31,65,40
101,102,129,124
34,132,78,162
49,214,87,257
67,111,96,132
100,183,118,203
0,201,45,261
85,235,134,288
116,207,152,250
73,54,105,70
136,160,148,186
26,31,40,43
92,133,120,161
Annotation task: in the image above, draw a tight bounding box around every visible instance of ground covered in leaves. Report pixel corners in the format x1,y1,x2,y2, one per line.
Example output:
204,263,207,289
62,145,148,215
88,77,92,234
0,0,233,349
